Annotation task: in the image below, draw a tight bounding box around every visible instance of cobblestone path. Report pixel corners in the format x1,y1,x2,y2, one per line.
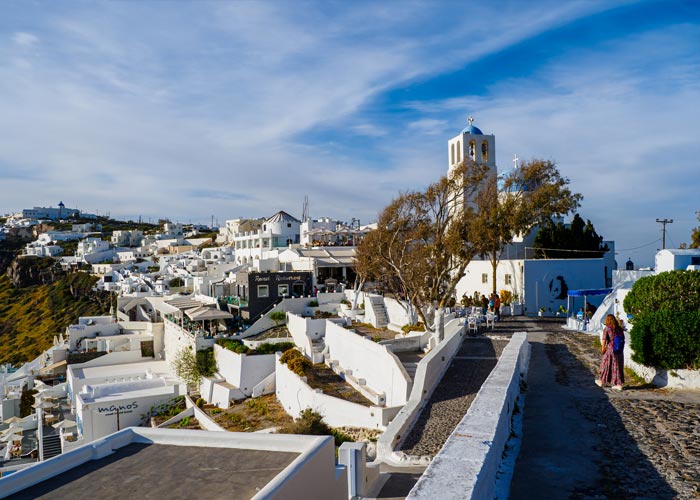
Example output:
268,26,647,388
547,330,700,499
512,320,700,500
399,336,509,458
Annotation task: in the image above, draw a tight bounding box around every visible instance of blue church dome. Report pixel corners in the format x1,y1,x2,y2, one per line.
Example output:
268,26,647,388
462,124,483,135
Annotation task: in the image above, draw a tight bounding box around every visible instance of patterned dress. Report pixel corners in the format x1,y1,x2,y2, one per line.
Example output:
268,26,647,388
599,326,624,386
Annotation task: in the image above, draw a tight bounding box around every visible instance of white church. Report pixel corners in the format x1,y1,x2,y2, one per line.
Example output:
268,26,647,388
449,117,616,315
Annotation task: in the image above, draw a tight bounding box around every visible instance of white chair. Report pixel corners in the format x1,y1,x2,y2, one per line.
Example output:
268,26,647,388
485,313,496,329
467,316,479,334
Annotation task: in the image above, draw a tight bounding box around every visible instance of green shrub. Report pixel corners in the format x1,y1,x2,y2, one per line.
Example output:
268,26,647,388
280,348,311,376
308,300,319,307
269,310,286,326
169,277,184,287
195,397,205,408
401,323,425,334
277,408,354,447
255,341,295,355
196,348,217,377
216,338,249,354
228,413,250,428
245,397,269,416
629,310,700,369
624,270,700,322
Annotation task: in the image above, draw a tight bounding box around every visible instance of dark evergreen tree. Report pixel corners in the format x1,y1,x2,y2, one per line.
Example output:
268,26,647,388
533,214,608,259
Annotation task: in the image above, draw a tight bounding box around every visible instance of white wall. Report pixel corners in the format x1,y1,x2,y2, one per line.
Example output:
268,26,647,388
377,319,465,460
77,387,183,442
383,297,415,327
214,344,275,395
456,259,524,305
275,355,390,429
325,322,411,407
286,313,325,357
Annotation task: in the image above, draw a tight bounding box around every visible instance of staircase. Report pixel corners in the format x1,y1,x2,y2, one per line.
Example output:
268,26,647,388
42,433,62,460
369,297,389,328
403,362,418,380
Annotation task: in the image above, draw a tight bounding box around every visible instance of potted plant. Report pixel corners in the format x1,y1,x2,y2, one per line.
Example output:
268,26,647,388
499,290,512,316
510,294,522,316
538,306,545,317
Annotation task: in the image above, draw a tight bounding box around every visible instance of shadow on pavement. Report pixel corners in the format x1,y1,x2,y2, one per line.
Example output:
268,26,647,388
510,323,678,500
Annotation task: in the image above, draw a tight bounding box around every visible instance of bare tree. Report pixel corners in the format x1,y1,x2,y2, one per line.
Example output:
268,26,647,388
356,162,487,341
471,159,582,294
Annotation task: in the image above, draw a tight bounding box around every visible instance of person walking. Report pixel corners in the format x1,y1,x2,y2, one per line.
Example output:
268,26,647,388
595,314,625,390
494,293,501,321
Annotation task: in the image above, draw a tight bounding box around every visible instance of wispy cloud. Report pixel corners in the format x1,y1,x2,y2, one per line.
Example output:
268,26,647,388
0,1,697,265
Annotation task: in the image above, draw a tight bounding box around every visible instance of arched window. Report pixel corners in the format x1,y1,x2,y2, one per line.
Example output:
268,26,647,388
481,141,489,162
469,141,476,161
451,143,455,164
456,141,461,163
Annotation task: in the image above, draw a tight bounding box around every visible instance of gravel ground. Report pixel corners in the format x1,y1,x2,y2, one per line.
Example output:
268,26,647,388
398,337,507,457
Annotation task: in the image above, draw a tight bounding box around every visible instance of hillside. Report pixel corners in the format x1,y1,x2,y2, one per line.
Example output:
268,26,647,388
0,257,111,365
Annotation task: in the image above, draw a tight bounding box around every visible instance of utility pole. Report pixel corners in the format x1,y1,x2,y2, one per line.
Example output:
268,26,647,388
656,218,674,249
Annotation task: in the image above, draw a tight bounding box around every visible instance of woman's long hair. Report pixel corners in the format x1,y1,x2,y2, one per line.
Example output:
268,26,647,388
605,314,620,330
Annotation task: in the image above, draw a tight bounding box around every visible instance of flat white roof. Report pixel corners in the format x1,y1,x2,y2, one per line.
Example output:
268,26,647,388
70,360,173,382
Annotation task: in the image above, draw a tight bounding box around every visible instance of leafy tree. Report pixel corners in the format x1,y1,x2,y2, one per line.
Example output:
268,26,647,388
169,277,184,288
690,212,700,249
171,347,202,388
533,214,608,259
470,159,582,294
269,310,286,326
356,161,488,340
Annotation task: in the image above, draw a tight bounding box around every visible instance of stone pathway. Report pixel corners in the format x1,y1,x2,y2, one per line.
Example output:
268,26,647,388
398,336,508,458
511,321,700,500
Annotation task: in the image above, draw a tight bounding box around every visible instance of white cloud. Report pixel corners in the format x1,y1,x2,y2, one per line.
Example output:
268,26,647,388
12,32,39,47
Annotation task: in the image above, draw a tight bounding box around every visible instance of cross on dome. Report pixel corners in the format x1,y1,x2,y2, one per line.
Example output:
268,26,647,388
468,116,474,126
513,154,519,168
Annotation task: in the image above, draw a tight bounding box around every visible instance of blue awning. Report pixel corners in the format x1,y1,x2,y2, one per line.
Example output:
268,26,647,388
568,288,612,297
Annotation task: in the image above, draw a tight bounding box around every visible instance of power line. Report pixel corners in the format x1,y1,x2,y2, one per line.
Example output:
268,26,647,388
616,238,662,252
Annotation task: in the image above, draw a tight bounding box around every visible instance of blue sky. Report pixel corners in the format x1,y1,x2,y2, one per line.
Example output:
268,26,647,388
1,0,699,266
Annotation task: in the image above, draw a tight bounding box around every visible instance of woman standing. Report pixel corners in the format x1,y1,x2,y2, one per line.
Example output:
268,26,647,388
595,314,625,390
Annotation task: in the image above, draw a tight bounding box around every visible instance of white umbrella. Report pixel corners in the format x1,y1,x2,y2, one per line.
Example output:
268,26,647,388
32,401,56,410
1,433,22,442
34,380,47,389
2,425,23,434
53,419,77,429
2,416,23,424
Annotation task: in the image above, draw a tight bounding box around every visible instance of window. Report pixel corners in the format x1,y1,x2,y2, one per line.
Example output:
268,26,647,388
482,141,488,162
456,141,461,162
278,284,289,296
287,223,291,228
505,274,512,285
482,273,488,284
469,141,476,161
257,285,269,298
451,143,455,164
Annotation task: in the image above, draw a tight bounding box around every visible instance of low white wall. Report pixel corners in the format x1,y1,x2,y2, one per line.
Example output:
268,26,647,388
183,395,227,432
243,337,293,349
325,322,411,407
377,319,465,460
406,332,531,500
214,344,275,395
275,354,389,429
623,333,700,388
286,313,317,357
379,332,424,353
383,297,415,328
241,297,309,338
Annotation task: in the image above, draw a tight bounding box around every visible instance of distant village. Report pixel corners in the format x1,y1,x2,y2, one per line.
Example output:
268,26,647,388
1,121,699,499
